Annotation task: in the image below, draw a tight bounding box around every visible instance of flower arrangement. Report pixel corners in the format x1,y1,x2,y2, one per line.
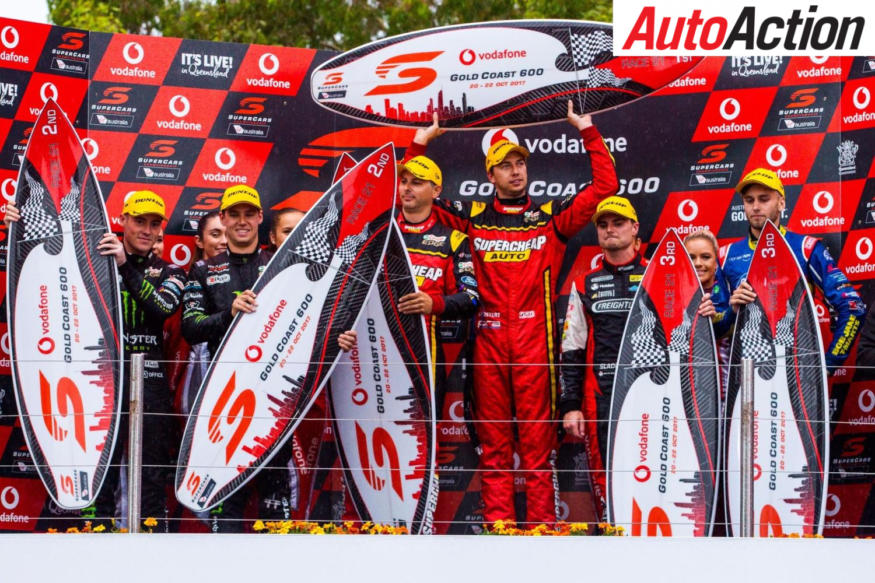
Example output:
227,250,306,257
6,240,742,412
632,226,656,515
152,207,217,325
252,520,409,535
482,521,625,536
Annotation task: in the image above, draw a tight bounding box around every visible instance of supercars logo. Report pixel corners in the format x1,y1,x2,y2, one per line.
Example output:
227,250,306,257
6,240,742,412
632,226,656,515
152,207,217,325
322,72,343,86
145,140,177,158
207,372,256,464
354,422,404,499
236,96,267,115
365,51,443,96
785,88,819,109
698,144,729,164
58,32,86,51
296,126,413,178
39,372,87,452
100,86,132,105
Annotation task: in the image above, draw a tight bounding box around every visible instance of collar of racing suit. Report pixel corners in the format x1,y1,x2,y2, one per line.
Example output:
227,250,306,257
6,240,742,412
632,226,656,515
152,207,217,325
601,253,645,274
125,251,153,266
397,211,437,233
746,224,787,250
227,248,261,265
492,194,529,214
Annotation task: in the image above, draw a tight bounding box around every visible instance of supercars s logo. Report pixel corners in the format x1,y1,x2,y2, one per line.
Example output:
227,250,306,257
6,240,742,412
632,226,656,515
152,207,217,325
191,191,222,211
354,423,404,499
146,139,177,158
100,86,132,105
323,72,344,86
698,144,729,164
365,51,443,96
236,96,267,115
786,88,818,109
39,372,87,452
207,373,256,464
58,32,86,51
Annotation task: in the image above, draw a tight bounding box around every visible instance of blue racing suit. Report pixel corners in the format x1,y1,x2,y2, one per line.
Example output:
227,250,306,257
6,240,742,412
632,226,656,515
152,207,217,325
720,226,865,370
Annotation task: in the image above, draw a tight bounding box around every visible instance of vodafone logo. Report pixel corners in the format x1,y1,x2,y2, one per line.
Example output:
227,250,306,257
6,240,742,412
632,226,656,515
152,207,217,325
37,337,55,355
810,56,829,65
459,49,476,66
856,236,873,261
1,178,16,202
812,191,834,214
449,400,465,421
40,82,59,104
753,463,762,481
82,138,99,161
351,388,368,406
1,26,19,49
481,128,520,155
557,499,570,521
853,87,871,110
815,303,826,319
0,486,19,510
258,53,280,76
765,144,787,167
858,389,875,413
123,42,144,65
1,332,10,356
215,147,236,170
825,493,841,517
719,97,741,121
634,465,651,482
170,243,191,267
244,345,262,362
677,199,699,221
169,95,190,118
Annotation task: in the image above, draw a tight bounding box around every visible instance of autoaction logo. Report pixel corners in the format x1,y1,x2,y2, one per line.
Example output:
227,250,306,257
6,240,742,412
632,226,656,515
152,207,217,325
51,31,89,75
90,86,138,129
458,47,528,65
137,139,184,182
614,1,875,56
226,96,272,139
689,143,734,186
179,52,234,79
777,88,823,131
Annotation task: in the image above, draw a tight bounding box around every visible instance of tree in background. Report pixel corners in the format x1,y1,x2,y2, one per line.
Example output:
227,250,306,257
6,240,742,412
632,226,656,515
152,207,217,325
48,0,611,50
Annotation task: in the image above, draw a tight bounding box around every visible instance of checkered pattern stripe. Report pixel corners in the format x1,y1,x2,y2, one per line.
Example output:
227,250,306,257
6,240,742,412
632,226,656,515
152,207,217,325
629,303,667,368
775,305,796,349
294,193,340,265
738,303,774,364
667,310,693,356
335,222,371,265
20,169,59,241
570,30,613,69
58,179,81,223
587,67,630,89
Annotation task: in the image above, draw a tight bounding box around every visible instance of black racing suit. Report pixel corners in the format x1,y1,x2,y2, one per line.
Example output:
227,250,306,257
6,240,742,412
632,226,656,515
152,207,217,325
558,254,648,519
91,251,185,530
181,248,293,530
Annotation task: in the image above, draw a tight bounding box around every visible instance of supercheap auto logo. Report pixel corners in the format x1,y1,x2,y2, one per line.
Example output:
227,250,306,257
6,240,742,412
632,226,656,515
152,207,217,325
614,1,875,56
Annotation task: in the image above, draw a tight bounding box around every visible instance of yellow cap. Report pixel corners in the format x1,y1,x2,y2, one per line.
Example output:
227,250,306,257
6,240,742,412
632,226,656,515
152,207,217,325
736,168,785,197
221,184,261,211
485,139,530,172
122,190,167,220
399,155,442,186
592,196,638,224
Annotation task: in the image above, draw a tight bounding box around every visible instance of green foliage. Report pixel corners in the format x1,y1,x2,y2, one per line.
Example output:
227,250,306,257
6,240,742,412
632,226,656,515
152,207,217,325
48,0,611,50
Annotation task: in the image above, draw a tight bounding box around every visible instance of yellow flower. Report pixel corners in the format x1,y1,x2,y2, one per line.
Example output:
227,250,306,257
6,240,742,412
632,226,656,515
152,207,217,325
143,517,158,528
94,524,106,533
253,520,266,532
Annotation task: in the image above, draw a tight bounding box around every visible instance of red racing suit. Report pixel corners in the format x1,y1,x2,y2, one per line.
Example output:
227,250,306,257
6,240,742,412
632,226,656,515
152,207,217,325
397,212,480,415
410,124,618,524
